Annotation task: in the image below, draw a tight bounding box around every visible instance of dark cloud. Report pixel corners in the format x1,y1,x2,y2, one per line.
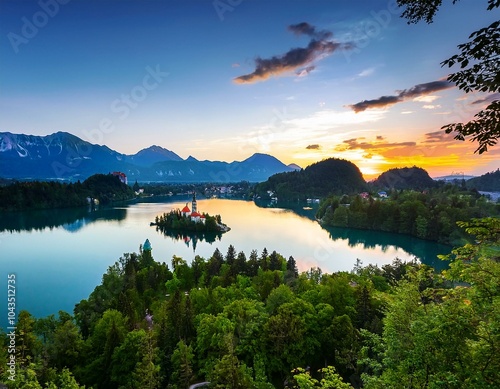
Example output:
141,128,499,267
471,92,500,105
376,135,384,140
296,65,315,77
288,22,333,40
349,96,401,113
348,80,453,112
399,80,452,99
234,23,349,84
423,130,456,143
306,144,320,150
338,138,416,150
424,131,445,143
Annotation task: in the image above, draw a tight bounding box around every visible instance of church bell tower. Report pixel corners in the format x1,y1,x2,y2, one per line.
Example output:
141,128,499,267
192,191,197,213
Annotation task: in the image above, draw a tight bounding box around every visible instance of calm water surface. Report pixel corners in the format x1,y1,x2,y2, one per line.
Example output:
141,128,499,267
0,197,451,323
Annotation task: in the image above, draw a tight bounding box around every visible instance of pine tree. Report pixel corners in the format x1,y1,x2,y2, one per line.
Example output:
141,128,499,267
170,339,194,388
259,248,269,271
226,244,237,266
269,250,282,271
286,256,299,277
133,331,162,389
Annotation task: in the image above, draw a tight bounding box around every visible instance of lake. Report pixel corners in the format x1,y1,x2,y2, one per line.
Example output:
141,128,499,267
0,197,451,325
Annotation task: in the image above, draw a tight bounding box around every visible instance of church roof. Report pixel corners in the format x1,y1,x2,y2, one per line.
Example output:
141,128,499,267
191,211,201,217
143,239,152,251
181,205,190,213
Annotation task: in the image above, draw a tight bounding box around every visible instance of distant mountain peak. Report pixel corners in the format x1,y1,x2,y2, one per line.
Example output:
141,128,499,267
434,174,476,181
288,163,302,171
134,144,180,156
252,152,274,158
242,153,281,163
139,145,176,153
142,145,162,151
128,145,183,166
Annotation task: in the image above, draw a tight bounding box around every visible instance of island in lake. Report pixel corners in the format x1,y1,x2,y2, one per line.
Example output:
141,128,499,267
151,192,230,233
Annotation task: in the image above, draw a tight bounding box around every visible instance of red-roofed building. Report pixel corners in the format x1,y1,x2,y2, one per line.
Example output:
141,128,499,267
190,211,205,224
181,204,191,217
180,192,206,223
112,171,127,185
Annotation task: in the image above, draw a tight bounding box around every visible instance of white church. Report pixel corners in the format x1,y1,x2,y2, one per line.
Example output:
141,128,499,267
181,192,206,224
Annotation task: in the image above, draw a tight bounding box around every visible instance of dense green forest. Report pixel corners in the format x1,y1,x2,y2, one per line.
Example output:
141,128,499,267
0,174,135,211
467,169,500,191
2,217,499,388
370,166,436,190
316,184,500,245
256,158,367,201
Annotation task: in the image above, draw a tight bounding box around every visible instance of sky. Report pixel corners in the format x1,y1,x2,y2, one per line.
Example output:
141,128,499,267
1,0,499,179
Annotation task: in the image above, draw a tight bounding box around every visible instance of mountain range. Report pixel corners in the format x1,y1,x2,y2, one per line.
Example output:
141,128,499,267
0,132,299,182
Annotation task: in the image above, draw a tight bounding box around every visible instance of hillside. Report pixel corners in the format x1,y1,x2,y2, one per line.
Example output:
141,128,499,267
316,185,498,244
371,166,436,190
467,169,500,191
256,158,367,200
0,173,135,211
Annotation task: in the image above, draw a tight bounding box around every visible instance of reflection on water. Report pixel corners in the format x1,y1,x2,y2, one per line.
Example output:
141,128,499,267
321,225,450,271
2,200,451,270
255,200,451,271
155,226,223,252
0,206,127,233
254,199,318,220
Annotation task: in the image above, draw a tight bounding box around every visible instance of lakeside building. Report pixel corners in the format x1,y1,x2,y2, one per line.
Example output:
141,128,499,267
111,171,127,185
180,192,206,224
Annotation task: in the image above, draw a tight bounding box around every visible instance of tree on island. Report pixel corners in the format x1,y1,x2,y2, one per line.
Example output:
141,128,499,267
153,209,229,233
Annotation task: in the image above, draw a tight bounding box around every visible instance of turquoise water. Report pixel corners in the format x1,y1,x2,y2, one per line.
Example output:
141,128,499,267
0,197,451,324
